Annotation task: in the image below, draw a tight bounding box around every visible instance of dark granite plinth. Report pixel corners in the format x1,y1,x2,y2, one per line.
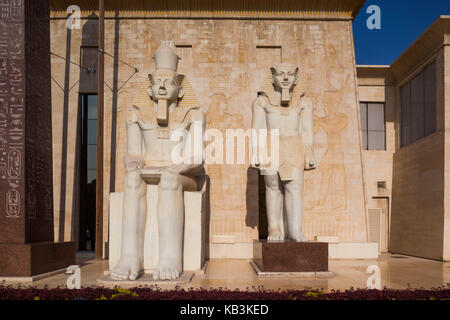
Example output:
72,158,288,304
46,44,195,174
257,241,328,272
0,242,76,277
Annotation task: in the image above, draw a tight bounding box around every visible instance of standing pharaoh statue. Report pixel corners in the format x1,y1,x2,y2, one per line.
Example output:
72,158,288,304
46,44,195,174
252,63,316,242
111,41,205,280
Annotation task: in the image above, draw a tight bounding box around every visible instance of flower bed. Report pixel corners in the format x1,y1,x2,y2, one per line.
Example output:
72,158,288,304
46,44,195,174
0,285,449,300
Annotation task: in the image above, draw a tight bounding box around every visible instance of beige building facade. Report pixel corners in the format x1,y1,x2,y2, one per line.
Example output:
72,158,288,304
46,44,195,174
358,17,450,261
357,65,395,254
47,1,449,261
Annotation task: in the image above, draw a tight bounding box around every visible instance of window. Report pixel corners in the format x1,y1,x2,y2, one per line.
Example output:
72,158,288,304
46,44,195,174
400,62,436,147
79,94,97,251
81,94,98,184
360,102,386,150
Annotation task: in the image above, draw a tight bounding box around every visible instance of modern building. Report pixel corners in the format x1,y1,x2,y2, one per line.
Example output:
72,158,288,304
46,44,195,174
2,1,448,279
358,16,450,261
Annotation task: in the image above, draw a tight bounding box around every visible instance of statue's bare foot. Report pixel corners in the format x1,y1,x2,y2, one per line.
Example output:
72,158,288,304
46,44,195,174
290,233,308,242
111,256,143,281
152,261,182,280
267,228,284,242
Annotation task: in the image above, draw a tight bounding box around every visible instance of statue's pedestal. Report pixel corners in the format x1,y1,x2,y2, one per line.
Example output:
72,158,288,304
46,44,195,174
109,187,206,273
0,242,75,279
253,241,329,273
97,272,194,287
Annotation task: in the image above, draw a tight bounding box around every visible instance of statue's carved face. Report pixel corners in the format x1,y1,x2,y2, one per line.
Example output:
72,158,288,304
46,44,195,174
271,63,298,92
149,69,183,101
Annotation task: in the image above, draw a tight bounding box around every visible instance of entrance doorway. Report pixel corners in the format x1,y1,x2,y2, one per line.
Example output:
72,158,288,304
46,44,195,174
79,94,98,251
369,197,390,252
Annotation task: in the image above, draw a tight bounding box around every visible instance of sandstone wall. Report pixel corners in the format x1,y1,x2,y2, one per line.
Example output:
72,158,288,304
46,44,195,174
50,18,368,254
390,133,445,259
444,45,450,261
390,49,446,260
358,83,395,252
358,85,395,207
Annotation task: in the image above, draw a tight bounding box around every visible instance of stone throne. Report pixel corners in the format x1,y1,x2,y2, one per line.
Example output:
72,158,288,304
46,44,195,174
108,56,207,279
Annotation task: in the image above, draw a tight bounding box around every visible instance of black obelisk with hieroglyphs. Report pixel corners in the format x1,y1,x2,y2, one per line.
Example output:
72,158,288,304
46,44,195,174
0,0,75,277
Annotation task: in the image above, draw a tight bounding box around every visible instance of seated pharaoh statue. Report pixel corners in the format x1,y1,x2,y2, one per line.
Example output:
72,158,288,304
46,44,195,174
111,41,205,281
251,63,317,243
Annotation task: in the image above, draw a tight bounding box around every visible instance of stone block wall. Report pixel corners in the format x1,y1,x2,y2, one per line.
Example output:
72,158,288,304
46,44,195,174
50,17,369,255
444,44,450,261
390,47,446,261
358,83,394,252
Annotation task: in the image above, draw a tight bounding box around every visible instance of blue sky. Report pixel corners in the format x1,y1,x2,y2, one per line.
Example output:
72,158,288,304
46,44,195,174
353,0,450,65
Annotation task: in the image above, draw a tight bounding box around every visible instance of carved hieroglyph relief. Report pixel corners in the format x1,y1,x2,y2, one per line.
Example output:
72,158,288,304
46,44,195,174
206,89,258,242
0,5,25,220
206,93,245,211
305,78,350,212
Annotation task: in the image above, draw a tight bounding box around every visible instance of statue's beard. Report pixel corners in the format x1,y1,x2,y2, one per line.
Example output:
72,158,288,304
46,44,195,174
281,88,291,106
157,99,168,126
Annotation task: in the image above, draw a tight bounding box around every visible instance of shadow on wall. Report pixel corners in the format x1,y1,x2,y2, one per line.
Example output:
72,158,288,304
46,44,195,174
110,11,120,192
197,172,211,260
385,78,400,254
246,167,260,235
57,21,72,242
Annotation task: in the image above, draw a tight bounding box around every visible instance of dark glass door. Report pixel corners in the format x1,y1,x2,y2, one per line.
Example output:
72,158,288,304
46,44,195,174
79,94,98,251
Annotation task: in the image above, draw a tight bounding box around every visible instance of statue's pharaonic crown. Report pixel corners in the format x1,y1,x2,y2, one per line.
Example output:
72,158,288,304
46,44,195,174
153,40,180,72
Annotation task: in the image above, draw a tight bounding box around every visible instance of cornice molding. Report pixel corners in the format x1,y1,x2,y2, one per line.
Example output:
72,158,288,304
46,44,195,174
50,0,366,20
356,66,390,86
389,16,450,85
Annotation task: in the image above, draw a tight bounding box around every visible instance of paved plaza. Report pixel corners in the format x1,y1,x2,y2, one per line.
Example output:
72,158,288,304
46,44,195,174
2,252,448,291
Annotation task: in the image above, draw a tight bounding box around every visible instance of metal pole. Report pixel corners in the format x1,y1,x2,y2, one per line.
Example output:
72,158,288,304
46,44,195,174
95,0,105,260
